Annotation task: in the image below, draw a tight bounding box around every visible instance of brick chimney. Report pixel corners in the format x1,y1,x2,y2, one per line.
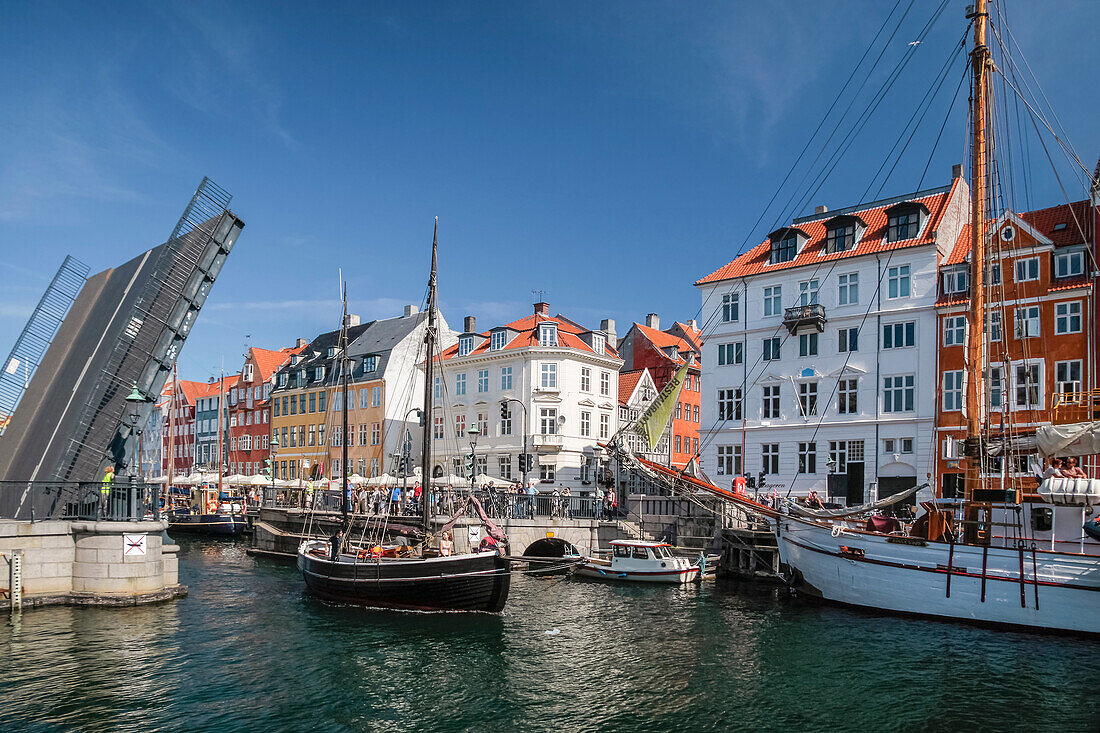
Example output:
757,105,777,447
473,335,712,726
403,304,419,317
464,315,476,333
952,163,963,179
344,314,360,327
645,313,660,330
815,205,828,215
296,338,309,348
534,302,550,316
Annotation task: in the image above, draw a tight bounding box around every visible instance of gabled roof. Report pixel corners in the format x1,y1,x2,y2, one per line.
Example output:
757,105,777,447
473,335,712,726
173,379,211,407
942,224,972,266
633,322,698,367
195,375,240,401
250,345,304,383
695,182,959,285
618,369,644,405
670,321,702,351
438,311,619,362
1020,200,1092,247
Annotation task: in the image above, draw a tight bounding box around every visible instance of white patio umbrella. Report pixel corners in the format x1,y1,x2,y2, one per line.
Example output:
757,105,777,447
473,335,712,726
223,473,249,485
248,474,270,486
147,475,170,484
348,473,368,486
474,474,507,486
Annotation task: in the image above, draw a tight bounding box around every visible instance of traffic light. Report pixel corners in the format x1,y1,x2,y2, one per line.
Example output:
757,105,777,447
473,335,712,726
465,452,475,479
262,458,272,476
518,453,534,473
500,401,509,420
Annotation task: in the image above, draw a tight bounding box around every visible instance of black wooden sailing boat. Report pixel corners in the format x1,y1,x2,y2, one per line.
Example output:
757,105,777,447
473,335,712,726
296,220,511,612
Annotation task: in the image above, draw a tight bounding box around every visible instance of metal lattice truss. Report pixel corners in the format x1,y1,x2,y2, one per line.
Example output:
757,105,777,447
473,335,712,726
0,255,89,435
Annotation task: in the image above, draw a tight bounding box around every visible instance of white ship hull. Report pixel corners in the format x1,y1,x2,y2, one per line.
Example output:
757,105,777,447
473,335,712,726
777,515,1100,635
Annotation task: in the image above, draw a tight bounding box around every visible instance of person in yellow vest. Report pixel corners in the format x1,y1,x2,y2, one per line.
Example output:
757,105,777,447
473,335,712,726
100,465,114,518
305,480,314,509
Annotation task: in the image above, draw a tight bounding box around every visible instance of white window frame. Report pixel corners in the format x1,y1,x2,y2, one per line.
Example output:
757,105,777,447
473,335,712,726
501,366,513,391
1015,306,1040,339
1012,359,1044,410
538,323,558,347
1055,359,1082,397
887,265,911,299
1055,300,1082,334
883,374,915,413
838,272,858,306
943,370,965,412
457,336,473,357
798,279,819,306
718,342,743,366
477,369,489,393
600,371,611,397
721,292,740,322
763,286,782,317
1054,249,1085,279
490,330,508,350
943,315,967,347
540,363,558,389
455,373,467,396
1014,257,1039,283
580,367,591,392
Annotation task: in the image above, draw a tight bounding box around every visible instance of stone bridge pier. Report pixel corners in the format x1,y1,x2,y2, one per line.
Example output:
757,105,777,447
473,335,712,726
437,516,631,555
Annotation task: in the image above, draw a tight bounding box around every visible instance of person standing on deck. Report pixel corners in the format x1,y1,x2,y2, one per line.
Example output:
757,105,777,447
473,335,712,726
100,466,114,518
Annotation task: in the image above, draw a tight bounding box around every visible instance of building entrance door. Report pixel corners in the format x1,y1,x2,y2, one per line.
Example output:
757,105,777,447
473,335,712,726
846,462,865,505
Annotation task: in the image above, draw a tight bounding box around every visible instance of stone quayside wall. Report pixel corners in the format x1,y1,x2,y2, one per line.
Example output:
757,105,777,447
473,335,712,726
1,520,186,610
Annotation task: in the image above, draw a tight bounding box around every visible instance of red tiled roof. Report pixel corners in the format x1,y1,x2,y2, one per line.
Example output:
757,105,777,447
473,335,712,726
438,312,619,361
195,374,239,399
619,369,645,405
1050,277,1092,292
942,223,972,266
173,379,211,407
251,345,303,382
1020,200,1092,248
695,182,959,285
633,322,697,366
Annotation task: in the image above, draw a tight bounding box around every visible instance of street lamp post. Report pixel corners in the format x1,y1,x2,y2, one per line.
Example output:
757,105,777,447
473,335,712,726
402,408,422,515
467,424,480,494
267,434,280,508
125,383,150,520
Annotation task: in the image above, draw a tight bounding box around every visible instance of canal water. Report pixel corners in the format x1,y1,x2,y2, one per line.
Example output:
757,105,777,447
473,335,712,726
3,538,1098,732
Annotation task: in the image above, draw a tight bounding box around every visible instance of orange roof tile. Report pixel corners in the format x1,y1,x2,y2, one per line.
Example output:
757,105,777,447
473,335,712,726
942,223,972,266
696,183,958,285
438,312,619,361
251,346,302,382
1021,200,1092,248
619,370,644,405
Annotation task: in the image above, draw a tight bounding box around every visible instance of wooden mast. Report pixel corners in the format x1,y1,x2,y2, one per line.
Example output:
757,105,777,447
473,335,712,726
964,0,990,538
341,282,350,521
166,363,177,512
217,367,225,498
420,218,438,540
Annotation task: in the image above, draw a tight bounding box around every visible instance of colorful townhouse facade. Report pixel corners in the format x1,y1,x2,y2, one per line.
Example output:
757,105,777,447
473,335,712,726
617,315,702,468
224,345,303,476
193,374,240,473
160,378,207,477
696,168,971,504
934,199,1097,494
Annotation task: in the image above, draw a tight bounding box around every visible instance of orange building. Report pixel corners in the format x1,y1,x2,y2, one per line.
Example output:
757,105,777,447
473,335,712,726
934,202,1095,496
617,315,702,468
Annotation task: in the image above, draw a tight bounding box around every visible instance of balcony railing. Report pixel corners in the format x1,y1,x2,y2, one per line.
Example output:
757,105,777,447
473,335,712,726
532,433,564,451
782,304,827,334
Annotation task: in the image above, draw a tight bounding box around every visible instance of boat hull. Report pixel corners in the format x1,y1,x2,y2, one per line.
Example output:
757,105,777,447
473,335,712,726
575,561,700,584
777,515,1100,635
297,544,510,613
167,512,246,537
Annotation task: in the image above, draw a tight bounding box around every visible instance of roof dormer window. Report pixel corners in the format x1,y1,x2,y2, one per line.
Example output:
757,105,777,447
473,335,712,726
490,330,508,350
591,334,605,354
458,335,473,356
315,366,325,381
767,227,808,264
327,347,335,358
884,202,928,243
771,235,798,264
824,215,866,253
298,369,306,384
538,323,558,347
363,355,378,372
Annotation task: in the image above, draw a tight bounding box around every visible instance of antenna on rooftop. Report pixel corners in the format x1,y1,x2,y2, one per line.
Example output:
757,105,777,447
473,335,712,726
531,289,550,303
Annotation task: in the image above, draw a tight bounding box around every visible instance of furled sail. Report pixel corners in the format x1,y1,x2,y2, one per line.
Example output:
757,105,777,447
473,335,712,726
1036,422,1100,457
781,483,926,519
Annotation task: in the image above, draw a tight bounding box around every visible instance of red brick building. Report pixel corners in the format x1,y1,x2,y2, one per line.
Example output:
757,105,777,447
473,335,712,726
934,201,1095,496
160,379,207,477
618,315,702,468
225,345,303,476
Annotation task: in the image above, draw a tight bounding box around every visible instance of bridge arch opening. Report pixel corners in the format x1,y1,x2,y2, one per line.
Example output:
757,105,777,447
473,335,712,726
523,537,579,558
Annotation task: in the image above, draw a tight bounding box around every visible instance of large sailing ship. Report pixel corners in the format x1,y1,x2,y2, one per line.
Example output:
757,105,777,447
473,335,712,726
296,221,511,613
620,0,1100,635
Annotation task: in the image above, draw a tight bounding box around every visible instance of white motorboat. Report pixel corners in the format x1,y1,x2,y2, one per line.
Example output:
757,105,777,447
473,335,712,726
576,540,701,584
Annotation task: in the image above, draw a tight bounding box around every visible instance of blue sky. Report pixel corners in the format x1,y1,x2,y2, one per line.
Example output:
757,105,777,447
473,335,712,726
2,0,1098,380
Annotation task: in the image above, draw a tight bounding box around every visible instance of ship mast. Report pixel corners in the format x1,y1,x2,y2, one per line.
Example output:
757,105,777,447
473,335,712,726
964,0,990,538
217,367,225,497
420,218,438,539
341,282,350,522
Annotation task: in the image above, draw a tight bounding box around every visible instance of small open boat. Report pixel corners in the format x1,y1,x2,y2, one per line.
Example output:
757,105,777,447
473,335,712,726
576,540,701,584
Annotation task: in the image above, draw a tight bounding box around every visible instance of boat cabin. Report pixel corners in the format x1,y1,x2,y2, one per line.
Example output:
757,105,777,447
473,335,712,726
610,540,677,562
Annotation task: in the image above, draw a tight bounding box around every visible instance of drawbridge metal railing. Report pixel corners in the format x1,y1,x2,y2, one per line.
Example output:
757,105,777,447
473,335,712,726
0,256,89,435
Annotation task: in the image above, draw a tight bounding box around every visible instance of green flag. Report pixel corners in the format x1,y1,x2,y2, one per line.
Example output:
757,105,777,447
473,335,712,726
634,363,689,452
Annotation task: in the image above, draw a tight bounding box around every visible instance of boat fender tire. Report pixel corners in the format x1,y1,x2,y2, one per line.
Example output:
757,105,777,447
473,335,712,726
661,562,666,567
789,567,805,588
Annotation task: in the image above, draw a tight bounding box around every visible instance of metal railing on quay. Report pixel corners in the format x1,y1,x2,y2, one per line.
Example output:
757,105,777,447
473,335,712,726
0,480,164,522
275,487,623,522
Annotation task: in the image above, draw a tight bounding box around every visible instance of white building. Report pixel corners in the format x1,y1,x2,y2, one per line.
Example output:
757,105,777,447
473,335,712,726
431,302,622,493
695,171,970,505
